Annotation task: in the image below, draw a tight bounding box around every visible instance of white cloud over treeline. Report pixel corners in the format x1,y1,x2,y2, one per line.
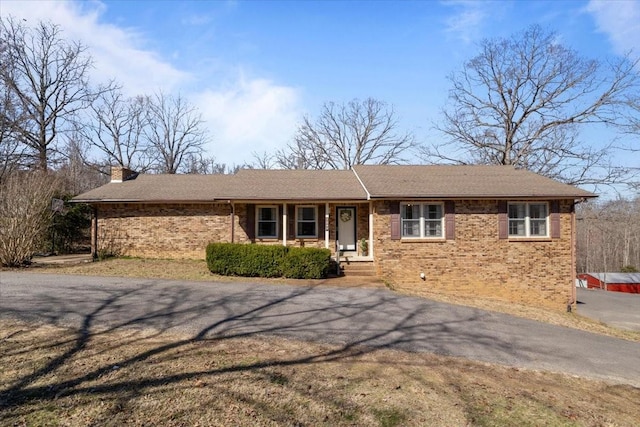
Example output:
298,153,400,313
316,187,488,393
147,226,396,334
2,0,302,166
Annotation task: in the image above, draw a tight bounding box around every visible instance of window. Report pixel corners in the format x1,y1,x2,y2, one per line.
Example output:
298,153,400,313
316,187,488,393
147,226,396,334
256,205,278,238
508,202,548,237
296,206,317,238
401,203,443,238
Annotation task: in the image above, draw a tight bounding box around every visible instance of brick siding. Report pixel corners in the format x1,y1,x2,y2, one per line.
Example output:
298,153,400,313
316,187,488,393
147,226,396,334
94,202,371,258
95,203,232,259
93,199,575,311
373,199,575,311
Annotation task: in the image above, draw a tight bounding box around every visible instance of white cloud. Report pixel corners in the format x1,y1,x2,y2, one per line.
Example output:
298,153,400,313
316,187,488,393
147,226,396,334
194,76,301,166
442,0,489,44
2,0,303,166
586,0,640,57
1,0,189,94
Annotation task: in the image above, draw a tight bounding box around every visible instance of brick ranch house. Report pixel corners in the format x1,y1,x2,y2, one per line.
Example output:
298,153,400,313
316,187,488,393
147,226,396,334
73,165,596,311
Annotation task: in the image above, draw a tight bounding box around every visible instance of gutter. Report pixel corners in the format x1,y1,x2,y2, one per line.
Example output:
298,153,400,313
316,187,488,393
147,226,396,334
71,198,225,204
72,197,371,204
366,195,598,200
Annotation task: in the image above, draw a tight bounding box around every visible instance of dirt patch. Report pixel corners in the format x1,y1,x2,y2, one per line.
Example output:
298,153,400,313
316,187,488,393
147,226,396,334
27,257,640,342
1,318,638,426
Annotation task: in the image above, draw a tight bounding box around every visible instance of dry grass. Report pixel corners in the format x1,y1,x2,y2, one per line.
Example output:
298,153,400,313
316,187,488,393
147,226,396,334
1,318,639,427
29,257,640,342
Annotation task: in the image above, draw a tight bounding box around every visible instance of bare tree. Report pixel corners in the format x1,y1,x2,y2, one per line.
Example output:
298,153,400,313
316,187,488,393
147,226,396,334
57,134,108,194
145,92,208,174
577,197,640,273
249,150,276,169
277,98,416,170
425,25,640,187
0,31,28,180
618,98,640,186
83,89,154,172
0,78,25,181
0,171,60,266
183,153,238,174
0,17,98,171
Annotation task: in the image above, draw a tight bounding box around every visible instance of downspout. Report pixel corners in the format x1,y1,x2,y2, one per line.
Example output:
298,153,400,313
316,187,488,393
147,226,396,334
92,206,98,259
570,198,587,312
230,201,235,243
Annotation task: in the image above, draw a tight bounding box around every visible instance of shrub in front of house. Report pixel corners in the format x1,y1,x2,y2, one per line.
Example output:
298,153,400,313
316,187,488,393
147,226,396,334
206,243,286,277
282,247,331,279
206,243,330,279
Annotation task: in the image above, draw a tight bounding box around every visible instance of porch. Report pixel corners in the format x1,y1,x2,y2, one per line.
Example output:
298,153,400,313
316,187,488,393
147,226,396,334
239,201,375,260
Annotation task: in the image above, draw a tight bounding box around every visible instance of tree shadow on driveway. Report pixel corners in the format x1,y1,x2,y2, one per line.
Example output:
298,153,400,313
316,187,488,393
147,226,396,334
1,274,639,413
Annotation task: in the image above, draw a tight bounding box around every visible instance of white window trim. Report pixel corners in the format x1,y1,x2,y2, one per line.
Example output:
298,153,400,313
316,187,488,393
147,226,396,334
296,205,318,238
256,205,278,239
400,202,445,239
508,202,549,238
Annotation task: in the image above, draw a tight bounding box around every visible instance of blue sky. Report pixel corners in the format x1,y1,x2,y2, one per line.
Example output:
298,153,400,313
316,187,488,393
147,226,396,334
2,0,639,181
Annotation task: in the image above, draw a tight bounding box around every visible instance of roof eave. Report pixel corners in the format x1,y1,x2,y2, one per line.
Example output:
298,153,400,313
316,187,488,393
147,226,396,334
71,198,225,204
368,194,598,200
72,197,370,204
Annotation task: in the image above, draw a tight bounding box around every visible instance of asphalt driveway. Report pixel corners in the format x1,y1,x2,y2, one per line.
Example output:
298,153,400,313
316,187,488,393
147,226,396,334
577,287,640,331
1,272,639,387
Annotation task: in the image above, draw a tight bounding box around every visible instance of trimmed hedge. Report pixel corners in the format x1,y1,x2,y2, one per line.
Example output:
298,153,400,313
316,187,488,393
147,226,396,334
206,243,331,279
281,246,331,279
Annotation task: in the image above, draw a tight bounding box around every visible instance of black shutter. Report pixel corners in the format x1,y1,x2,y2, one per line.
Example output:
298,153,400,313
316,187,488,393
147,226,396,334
288,205,295,239
317,204,325,239
277,205,283,239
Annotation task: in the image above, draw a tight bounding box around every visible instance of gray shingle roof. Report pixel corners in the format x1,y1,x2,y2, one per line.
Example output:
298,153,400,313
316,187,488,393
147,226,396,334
73,169,367,202
72,174,237,202
231,169,368,200
73,165,597,203
353,165,596,199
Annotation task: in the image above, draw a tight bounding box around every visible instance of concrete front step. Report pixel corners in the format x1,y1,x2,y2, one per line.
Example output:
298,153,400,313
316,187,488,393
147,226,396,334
340,261,376,277
341,269,377,277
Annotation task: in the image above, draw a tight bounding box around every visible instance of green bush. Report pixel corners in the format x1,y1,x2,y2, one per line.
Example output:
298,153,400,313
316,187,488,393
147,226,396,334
206,243,330,279
206,243,287,277
48,200,92,254
282,247,331,279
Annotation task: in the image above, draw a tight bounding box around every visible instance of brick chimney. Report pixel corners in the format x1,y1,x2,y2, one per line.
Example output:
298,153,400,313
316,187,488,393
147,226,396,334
110,166,137,183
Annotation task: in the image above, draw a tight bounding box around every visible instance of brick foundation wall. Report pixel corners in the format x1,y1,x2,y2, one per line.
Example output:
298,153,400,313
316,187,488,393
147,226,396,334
372,199,575,311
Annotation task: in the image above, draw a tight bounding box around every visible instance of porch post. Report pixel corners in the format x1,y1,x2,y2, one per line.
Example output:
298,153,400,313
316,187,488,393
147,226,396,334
282,203,288,246
368,201,374,259
324,203,330,249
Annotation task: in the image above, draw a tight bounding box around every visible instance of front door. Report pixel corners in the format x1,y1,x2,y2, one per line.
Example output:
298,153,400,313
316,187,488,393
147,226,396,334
337,207,356,251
